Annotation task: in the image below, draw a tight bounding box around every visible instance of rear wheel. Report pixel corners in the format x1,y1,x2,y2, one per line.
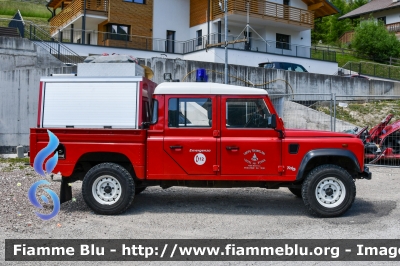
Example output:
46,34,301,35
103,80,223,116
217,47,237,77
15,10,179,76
302,164,356,217
82,163,135,215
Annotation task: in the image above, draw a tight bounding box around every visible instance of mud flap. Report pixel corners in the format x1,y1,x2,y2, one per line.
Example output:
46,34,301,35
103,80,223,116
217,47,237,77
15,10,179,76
60,178,72,203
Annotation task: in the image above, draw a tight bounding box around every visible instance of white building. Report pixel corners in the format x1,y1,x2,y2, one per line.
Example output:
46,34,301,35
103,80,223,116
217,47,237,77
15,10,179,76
44,0,339,74
339,0,400,43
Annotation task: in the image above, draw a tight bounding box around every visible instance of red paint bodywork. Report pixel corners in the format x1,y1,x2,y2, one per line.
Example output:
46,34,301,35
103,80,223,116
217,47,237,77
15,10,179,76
30,83,366,183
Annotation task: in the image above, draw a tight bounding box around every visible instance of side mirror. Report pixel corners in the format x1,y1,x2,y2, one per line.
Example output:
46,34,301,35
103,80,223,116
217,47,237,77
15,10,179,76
268,114,277,129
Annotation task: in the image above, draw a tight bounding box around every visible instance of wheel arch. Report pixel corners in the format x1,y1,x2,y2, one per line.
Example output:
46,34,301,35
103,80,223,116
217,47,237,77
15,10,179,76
71,152,137,180
296,149,361,182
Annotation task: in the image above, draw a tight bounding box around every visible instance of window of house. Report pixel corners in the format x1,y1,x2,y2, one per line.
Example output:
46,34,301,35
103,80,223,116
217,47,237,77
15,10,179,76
124,0,145,3
166,30,175,53
168,98,212,128
107,24,130,41
197,30,202,46
377,17,386,25
226,99,271,128
276,33,290,50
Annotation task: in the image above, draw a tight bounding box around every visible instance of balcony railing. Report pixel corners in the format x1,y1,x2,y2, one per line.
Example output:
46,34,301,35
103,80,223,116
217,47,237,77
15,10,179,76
2,18,335,63
212,0,314,28
387,22,400,33
49,0,108,34
41,26,335,62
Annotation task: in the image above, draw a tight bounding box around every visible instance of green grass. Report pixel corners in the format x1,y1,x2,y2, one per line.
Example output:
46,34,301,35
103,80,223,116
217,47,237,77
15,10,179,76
0,157,30,164
0,14,49,26
342,61,400,81
335,53,375,67
0,0,51,18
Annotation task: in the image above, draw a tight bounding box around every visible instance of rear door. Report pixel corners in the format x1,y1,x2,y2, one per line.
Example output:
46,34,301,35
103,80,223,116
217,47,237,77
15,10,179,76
221,96,281,177
163,95,219,175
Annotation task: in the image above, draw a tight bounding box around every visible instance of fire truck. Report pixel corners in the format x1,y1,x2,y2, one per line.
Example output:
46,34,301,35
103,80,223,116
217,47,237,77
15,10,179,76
30,64,371,218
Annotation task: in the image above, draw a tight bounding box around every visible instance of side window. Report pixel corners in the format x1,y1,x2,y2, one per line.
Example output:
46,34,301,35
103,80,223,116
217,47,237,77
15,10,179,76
280,62,291,71
197,30,202,46
226,98,271,128
293,64,306,72
168,98,212,128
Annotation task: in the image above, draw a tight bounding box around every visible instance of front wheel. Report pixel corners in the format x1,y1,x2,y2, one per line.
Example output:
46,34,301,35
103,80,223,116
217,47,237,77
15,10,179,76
302,164,356,218
82,163,135,215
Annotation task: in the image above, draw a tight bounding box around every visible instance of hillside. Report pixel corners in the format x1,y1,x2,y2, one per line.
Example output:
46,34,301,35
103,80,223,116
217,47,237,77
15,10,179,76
0,0,50,26
318,100,400,129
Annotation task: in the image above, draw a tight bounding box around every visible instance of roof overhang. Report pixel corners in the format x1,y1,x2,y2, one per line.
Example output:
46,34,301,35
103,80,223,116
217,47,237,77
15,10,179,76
339,5,400,20
302,0,339,19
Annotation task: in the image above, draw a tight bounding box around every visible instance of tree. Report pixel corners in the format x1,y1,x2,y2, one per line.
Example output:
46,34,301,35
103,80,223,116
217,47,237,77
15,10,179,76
352,18,400,61
312,0,369,44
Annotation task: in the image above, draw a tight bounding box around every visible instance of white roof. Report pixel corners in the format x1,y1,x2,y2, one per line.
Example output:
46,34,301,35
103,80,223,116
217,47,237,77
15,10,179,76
154,82,268,95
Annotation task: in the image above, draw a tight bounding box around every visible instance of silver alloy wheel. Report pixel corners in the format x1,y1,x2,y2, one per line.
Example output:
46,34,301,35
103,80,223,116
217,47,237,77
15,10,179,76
92,175,122,205
315,177,346,208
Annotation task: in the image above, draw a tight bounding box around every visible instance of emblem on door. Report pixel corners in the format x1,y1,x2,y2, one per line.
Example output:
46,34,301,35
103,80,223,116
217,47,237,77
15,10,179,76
194,153,206,165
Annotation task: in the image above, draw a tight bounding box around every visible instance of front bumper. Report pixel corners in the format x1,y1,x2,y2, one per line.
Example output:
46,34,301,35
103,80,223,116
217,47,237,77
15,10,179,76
358,166,372,180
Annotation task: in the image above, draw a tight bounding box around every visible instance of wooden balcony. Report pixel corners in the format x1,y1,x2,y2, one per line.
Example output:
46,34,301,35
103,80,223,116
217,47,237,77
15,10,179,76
211,0,314,29
339,31,354,44
387,22,400,33
49,0,108,34
340,23,400,44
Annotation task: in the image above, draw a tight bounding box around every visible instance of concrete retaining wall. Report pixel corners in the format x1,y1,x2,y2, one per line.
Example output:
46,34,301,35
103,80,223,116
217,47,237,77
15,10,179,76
0,37,65,71
143,57,400,100
1,37,400,153
0,67,75,153
283,101,356,132
0,37,74,153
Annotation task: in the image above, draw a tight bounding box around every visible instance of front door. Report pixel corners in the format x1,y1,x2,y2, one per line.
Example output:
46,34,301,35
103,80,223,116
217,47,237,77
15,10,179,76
221,96,281,176
163,96,218,176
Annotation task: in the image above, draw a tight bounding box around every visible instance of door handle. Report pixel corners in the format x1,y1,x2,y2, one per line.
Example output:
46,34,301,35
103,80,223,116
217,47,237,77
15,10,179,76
170,145,183,151
226,146,239,152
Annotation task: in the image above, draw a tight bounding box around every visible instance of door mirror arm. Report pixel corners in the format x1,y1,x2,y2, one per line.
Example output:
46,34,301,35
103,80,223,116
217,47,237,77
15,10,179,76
268,114,284,138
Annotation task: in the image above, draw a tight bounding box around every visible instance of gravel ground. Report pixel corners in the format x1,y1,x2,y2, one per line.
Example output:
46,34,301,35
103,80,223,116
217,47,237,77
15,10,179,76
1,157,400,265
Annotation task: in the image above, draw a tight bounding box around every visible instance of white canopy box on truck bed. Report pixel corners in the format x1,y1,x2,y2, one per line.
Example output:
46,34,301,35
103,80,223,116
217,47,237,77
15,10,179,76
37,76,156,129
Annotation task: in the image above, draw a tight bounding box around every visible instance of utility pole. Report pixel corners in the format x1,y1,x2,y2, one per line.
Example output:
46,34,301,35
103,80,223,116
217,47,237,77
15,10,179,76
207,0,249,84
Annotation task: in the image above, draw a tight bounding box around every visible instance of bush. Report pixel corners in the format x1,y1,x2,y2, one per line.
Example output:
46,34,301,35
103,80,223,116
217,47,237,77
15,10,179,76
352,18,400,62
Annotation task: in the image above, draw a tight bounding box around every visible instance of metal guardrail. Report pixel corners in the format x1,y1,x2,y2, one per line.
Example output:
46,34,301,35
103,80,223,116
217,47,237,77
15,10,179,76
274,93,400,167
341,61,400,81
36,25,336,62
1,18,85,65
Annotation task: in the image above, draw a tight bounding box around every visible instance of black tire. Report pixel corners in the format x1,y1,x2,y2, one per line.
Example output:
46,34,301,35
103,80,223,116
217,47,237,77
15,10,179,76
302,164,356,218
288,187,302,198
82,162,135,215
135,187,146,195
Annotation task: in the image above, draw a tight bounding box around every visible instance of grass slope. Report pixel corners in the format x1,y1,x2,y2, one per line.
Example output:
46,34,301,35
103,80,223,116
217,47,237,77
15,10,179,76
0,0,51,19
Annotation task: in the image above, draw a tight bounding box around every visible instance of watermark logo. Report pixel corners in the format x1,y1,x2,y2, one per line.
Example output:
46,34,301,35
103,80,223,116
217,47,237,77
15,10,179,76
33,130,59,176
29,130,60,220
28,180,60,220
